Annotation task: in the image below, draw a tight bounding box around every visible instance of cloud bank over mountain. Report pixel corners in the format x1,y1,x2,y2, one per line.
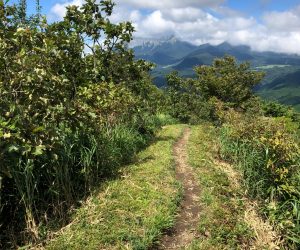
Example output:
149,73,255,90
49,0,300,55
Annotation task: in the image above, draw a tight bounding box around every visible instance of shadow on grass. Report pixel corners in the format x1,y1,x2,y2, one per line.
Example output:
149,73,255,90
42,131,177,247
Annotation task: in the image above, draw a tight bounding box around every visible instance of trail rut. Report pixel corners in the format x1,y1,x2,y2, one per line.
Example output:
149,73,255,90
156,128,201,249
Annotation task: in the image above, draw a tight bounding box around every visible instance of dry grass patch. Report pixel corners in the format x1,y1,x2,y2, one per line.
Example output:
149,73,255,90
215,147,281,249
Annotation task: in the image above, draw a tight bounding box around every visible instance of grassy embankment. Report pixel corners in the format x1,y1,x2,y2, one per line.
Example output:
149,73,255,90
187,125,254,249
46,125,185,249
218,114,300,249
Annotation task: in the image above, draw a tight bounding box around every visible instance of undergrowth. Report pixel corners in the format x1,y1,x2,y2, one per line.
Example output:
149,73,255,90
1,113,174,248
187,125,254,249
219,110,300,249
0,1,173,246
46,124,184,250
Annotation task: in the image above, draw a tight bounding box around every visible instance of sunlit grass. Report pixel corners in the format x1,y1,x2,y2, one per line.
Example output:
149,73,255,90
187,125,254,249
219,120,300,249
46,125,185,249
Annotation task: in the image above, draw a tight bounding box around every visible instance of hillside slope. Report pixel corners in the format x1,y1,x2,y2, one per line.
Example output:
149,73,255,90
134,39,300,110
256,66,300,110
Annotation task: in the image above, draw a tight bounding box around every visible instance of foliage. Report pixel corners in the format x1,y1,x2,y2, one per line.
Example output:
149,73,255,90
165,56,265,124
194,56,265,107
219,110,300,248
262,100,300,127
262,100,293,117
0,0,162,247
165,71,216,124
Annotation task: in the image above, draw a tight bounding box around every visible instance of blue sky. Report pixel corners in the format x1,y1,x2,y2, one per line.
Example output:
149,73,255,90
13,0,300,18
8,0,300,54
9,0,55,14
227,0,300,15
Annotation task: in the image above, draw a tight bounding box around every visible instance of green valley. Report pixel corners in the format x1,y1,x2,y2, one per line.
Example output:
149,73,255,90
134,40,300,111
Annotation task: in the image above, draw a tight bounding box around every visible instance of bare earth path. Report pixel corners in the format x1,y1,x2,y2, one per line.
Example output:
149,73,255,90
157,128,201,249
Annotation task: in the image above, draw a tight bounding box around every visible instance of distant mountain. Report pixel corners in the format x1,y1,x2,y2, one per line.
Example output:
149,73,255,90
172,42,300,71
134,36,197,65
134,39,300,70
133,38,300,110
174,42,255,70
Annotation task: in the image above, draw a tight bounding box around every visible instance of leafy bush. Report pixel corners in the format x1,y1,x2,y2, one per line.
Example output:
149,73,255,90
0,1,164,247
219,111,300,248
165,56,265,124
165,72,217,124
262,100,292,117
194,56,265,107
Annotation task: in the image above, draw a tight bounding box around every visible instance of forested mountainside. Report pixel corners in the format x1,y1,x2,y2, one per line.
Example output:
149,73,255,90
134,39,300,110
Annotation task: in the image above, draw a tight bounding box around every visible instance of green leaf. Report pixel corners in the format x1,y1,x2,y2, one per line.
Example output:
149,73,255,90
8,145,19,152
32,126,45,133
88,112,97,118
33,145,46,156
3,133,11,139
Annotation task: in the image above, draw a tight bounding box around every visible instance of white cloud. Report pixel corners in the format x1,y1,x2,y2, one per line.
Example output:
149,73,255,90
49,0,83,20
110,6,142,23
220,17,256,30
138,11,175,37
212,6,244,17
114,0,225,9
162,8,207,22
263,8,300,32
130,4,300,54
231,30,300,54
48,1,300,54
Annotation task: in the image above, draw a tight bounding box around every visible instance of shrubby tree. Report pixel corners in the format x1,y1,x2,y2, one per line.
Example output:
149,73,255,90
166,72,215,123
262,100,293,117
0,0,162,245
194,56,265,107
166,56,265,123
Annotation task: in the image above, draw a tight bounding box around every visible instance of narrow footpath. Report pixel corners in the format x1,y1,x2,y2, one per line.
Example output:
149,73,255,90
157,128,201,249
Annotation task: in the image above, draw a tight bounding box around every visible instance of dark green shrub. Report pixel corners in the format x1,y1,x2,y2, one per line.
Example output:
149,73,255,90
0,1,164,247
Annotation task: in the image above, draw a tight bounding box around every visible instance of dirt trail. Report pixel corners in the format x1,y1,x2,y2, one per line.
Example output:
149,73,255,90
156,128,201,249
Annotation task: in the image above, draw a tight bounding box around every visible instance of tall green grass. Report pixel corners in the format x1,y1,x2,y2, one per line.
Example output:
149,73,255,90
188,125,254,249
46,124,184,250
0,114,168,248
219,121,300,249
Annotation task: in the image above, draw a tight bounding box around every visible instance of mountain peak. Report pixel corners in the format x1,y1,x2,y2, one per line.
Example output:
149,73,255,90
165,35,179,43
133,36,197,65
132,35,195,48
217,42,233,50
